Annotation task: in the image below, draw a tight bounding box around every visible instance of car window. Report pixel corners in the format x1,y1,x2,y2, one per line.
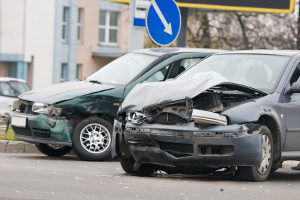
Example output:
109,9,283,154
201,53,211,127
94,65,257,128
87,53,157,85
146,57,202,83
146,65,170,82
166,58,202,79
0,81,30,98
178,54,289,93
290,63,300,86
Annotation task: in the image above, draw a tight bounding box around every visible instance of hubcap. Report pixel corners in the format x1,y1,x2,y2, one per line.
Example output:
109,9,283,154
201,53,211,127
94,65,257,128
80,123,111,154
256,134,271,175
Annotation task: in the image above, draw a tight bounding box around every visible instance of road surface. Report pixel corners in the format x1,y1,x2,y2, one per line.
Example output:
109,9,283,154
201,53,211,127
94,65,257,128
0,153,299,200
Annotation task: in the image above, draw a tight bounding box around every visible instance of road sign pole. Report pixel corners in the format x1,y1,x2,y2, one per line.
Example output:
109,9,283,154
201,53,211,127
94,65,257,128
128,0,145,51
176,7,188,47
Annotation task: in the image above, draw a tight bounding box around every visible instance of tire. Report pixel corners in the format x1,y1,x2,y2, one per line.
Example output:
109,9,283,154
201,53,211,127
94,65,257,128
72,116,112,161
237,125,273,182
35,144,72,157
120,156,135,173
120,156,155,175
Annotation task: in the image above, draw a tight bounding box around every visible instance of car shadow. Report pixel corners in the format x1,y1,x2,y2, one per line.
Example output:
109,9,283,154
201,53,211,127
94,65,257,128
268,170,300,182
12,153,120,162
124,169,300,182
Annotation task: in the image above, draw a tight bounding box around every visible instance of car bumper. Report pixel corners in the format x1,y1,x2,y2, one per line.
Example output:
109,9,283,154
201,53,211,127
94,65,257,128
10,112,73,146
113,120,262,169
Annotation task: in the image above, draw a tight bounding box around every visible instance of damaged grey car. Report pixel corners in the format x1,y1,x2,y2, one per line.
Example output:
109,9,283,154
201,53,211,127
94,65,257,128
113,50,300,181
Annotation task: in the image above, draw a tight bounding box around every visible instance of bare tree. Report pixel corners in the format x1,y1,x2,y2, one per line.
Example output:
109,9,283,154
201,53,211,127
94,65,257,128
187,6,299,50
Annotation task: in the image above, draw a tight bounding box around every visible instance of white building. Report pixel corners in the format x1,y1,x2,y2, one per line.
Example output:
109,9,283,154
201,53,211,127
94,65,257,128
0,0,129,89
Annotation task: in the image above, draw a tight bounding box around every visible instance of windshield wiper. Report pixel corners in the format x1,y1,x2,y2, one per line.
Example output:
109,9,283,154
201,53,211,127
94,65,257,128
88,80,102,84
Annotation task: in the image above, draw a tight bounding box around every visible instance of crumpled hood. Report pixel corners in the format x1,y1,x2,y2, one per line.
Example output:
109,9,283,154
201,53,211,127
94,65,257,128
19,80,117,104
119,79,266,113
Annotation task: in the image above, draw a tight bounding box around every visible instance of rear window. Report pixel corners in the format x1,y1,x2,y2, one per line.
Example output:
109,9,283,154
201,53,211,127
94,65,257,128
0,81,30,98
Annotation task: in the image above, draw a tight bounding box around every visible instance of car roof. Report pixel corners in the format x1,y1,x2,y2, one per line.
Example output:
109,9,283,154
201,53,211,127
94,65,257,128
216,49,300,57
132,48,224,57
0,77,27,83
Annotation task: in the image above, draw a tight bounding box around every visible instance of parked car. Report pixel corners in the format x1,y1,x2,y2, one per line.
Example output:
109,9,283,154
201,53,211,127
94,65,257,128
114,50,300,181
0,78,30,134
10,48,221,161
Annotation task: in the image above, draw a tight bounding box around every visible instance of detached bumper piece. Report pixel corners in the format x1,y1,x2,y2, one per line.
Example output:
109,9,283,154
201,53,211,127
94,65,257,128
122,122,262,169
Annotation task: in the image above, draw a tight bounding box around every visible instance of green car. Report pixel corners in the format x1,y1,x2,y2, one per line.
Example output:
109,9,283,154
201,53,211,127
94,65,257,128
10,48,221,161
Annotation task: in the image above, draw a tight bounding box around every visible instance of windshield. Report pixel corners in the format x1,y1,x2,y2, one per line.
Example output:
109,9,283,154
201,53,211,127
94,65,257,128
87,53,157,85
0,81,30,98
178,54,290,93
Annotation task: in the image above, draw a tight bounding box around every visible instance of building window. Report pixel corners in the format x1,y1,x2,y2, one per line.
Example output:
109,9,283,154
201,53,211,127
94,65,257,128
8,62,17,78
99,10,119,45
60,63,68,82
77,8,83,42
76,64,82,79
62,7,70,42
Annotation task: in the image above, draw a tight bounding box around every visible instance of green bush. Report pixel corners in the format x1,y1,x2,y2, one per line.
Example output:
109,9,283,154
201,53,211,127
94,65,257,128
0,126,18,141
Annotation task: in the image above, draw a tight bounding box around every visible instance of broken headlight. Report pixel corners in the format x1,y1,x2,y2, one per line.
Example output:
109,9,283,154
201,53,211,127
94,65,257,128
32,103,62,116
32,103,49,114
126,112,147,125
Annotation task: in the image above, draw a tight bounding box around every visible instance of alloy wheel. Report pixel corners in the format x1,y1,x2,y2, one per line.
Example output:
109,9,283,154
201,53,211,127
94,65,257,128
79,123,111,154
256,134,272,175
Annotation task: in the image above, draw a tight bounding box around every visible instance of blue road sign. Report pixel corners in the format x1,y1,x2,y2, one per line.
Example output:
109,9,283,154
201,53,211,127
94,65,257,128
146,0,181,46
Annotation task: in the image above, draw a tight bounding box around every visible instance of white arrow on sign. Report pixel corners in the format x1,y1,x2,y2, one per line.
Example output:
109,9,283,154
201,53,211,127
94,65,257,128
151,0,172,35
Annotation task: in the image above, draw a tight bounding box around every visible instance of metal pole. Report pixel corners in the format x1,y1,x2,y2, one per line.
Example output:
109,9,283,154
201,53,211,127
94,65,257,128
176,7,188,47
128,0,145,51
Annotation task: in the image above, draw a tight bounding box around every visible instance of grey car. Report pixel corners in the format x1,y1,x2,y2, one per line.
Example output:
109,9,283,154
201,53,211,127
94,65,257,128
113,50,300,181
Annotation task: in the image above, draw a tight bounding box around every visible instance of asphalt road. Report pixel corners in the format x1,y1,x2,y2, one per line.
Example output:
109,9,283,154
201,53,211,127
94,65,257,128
0,153,300,200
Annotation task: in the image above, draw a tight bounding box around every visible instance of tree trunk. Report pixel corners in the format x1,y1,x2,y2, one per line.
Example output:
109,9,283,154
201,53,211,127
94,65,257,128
200,13,211,48
236,14,250,49
297,2,300,49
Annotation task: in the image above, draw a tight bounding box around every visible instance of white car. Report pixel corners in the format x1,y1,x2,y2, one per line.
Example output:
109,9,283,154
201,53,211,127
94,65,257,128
0,77,30,133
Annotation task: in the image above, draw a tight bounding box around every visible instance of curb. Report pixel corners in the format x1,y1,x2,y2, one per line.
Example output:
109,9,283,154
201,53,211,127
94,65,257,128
0,140,41,154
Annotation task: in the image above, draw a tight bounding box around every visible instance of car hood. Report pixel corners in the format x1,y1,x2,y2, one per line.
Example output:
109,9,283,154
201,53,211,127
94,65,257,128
119,79,266,113
19,80,118,104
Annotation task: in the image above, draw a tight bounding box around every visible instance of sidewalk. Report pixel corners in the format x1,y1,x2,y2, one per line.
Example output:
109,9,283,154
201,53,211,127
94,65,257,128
0,140,40,154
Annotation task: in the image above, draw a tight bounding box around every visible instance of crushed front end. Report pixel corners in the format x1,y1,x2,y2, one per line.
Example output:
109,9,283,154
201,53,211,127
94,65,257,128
10,99,73,146
113,79,265,173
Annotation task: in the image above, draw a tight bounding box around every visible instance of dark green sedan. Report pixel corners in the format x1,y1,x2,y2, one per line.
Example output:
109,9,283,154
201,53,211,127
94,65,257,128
10,48,221,161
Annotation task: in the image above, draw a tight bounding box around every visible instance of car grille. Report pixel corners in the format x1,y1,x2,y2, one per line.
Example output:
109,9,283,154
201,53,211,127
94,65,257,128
32,128,51,138
13,126,32,137
13,126,51,139
157,141,194,158
198,145,234,156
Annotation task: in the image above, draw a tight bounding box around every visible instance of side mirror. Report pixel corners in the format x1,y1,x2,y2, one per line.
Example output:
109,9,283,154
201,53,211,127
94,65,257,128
287,82,300,94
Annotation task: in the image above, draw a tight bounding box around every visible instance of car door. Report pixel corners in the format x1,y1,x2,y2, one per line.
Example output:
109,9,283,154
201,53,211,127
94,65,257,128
284,62,300,151
124,53,207,97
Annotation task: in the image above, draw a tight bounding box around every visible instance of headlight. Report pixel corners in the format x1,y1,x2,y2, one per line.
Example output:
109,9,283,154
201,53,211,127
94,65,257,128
126,112,147,125
32,103,49,114
32,103,62,116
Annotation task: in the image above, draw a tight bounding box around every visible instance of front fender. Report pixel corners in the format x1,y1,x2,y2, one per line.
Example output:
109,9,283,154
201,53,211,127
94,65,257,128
222,100,285,147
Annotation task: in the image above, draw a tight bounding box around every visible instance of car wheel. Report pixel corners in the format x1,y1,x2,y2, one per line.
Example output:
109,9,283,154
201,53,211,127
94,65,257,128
120,156,135,173
35,144,72,157
237,125,273,182
120,156,155,175
72,116,112,161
